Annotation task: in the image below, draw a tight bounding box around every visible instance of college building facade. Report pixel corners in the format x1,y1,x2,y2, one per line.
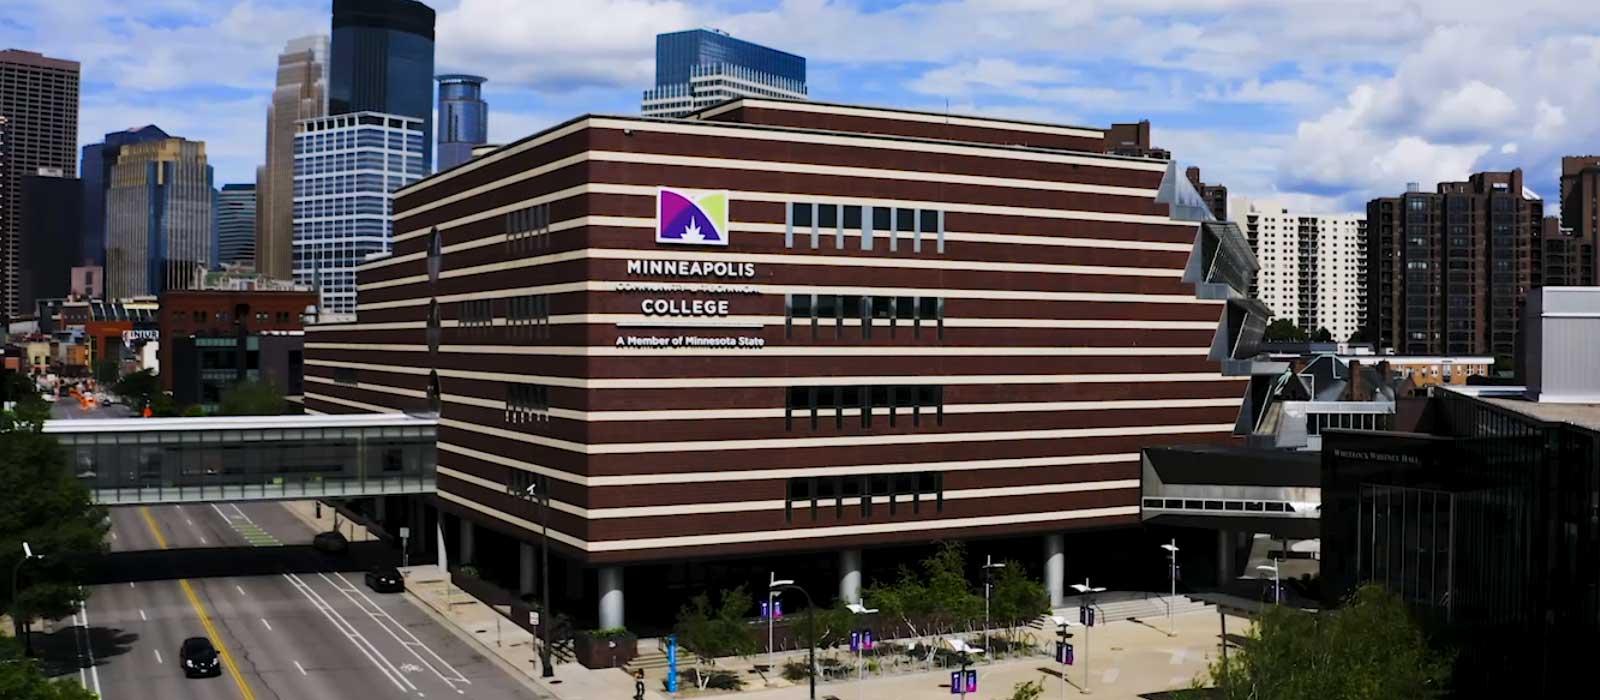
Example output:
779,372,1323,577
303,99,1254,628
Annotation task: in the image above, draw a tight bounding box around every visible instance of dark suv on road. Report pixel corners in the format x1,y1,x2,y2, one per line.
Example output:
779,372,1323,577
365,566,404,593
179,637,221,678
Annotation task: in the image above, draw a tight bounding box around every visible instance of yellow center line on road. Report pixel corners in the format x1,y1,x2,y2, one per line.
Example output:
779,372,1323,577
138,506,258,700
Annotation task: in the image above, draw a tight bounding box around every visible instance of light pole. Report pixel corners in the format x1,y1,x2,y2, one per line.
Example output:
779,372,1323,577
981,555,1005,660
508,471,555,678
10,543,40,656
1069,578,1105,695
846,601,878,700
1049,615,1078,700
767,571,778,671
771,579,817,700
1257,561,1280,605
1160,540,1179,637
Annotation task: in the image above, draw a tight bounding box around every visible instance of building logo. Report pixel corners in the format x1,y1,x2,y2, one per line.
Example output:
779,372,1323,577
656,187,729,246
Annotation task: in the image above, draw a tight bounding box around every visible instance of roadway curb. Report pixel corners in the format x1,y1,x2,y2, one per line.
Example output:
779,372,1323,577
400,583,557,699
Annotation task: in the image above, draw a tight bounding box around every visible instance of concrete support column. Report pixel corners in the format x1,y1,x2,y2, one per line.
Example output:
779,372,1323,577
458,517,476,565
373,496,387,524
519,542,536,596
839,549,862,604
1217,529,1235,587
1044,533,1065,608
598,567,625,630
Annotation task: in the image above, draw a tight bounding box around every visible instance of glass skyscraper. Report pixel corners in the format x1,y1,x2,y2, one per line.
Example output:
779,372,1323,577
216,183,257,268
293,112,425,316
642,29,807,118
435,74,487,171
82,125,171,270
329,0,436,170
105,137,214,299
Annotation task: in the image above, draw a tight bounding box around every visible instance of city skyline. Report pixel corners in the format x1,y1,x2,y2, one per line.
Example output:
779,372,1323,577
2,0,1598,212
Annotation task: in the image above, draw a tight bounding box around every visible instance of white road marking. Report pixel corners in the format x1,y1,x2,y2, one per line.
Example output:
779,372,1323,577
1102,668,1120,684
294,660,307,676
198,536,207,545
139,609,147,621
261,618,273,631
155,650,163,664
236,585,247,596
128,582,135,588
77,602,103,698
110,532,117,540
328,571,473,688
283,573,414,692
187,519,194,526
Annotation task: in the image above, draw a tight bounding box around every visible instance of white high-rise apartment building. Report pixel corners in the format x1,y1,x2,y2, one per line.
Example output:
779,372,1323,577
292,112,424,316
1240,199,1367,342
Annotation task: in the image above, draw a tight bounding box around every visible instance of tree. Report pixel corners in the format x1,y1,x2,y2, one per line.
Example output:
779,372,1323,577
92,359,118,387
111,369,160,410
864,541,984,667
987,561,1050,647
1,394,109,650
1311,327,1334,343
1347,329,1369,344
674,586,759,687
1264,319,1307,342
217,380,285,416
1199,585,1450,699
1006,678,1047,700
0,637,98,700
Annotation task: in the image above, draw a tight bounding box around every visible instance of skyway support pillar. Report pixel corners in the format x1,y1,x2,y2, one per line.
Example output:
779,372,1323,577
839,549,862,604
598,566,625,629
1044,533,1065,608
458,517,476,565
519,542,536,596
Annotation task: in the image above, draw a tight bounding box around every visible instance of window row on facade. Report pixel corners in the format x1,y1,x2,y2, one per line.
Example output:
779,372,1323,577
786,472,944,522
505,384,551,423
785,294,944,339
787,202,944,253
785,384,944,430
506,203,553,254
449,295,553,336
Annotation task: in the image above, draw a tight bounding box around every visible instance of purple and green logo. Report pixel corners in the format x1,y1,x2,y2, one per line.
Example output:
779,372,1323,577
656,187,729,246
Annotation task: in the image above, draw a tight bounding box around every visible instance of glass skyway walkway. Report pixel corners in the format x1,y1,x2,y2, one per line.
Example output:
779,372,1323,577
45,413,437,505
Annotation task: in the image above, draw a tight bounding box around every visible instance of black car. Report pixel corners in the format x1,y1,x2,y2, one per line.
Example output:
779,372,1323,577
311,530,349,554
364,566,404,593
179,637,221,678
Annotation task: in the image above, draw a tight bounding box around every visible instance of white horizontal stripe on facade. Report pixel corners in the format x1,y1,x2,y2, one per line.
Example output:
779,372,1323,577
394,179,1190,247
306,375,1236,421
366,244,1187,292
306,359,1247,389
437,465,1137,519
438,441,1140,487
436,489,1141,552
433,415,1235,455
356,277,1215,310
586,505,1141,552
399,114,1161,202
307,342,1213,358
699,99,1109,139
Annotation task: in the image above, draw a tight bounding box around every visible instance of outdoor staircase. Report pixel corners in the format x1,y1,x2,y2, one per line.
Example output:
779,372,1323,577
1035,593,1214,627
624,647,671,674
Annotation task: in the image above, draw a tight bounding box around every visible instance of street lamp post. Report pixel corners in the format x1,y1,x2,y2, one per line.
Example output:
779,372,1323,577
1160,540,1179,637
1069,578,1106,695
846,601,878,700
10,543,40,656
981,555,1005,660
1049,616,1077,700
1257,561,1281,606
508,471,556,678
771,580,817,700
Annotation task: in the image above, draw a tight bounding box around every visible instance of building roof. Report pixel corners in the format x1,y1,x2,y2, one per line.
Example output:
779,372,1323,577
43,412,435,434
1450,386,1600,433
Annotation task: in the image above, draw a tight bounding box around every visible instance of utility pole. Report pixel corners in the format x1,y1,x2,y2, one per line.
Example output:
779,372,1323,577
982,555,1005,661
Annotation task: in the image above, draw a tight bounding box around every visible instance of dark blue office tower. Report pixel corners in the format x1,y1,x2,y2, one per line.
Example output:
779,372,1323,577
654,29,805,87
435,74,487,171
80,124,170,267
329,0,436,169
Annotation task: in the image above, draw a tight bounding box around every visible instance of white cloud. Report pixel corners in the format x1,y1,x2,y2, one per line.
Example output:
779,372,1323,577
436,0,700,89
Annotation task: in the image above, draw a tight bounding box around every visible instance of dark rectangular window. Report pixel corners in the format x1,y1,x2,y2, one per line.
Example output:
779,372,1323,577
334,367,357,386
791,202,813,227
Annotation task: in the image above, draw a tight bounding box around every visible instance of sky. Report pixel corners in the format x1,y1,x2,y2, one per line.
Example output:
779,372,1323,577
6,0,1600,214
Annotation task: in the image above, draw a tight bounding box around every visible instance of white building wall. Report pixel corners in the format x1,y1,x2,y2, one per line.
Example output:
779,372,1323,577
1240,199,1365,341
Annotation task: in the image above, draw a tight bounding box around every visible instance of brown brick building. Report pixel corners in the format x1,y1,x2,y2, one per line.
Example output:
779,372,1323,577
304,99,1249,629
157,290,316,394
1365,171,1542,359
1555,156,1600,286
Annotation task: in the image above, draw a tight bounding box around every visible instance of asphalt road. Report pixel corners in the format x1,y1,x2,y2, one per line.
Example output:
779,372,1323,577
44,502,543,700
49,398,132,420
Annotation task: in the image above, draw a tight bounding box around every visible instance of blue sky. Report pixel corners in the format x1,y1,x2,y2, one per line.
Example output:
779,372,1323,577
7,0,1600,213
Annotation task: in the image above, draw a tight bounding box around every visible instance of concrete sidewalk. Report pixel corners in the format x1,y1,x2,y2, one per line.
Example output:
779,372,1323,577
400,563,668,700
